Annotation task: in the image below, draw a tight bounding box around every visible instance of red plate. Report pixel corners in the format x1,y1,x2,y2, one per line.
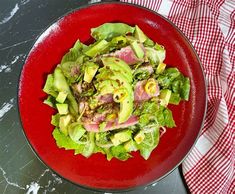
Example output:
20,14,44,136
18,2,207,191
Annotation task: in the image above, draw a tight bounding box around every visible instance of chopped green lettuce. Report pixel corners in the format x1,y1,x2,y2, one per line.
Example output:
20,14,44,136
53,128,84,150
43,74,57,97
61,40,87,64
43,96,56,108
134,99,175,128
138,128,160,160
110,145,132,161
157,68,190,101
91,23,135,41
51,113,60,127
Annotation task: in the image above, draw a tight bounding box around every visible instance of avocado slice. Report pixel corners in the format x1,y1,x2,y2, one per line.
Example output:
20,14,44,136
101,57,132,83
59,114,72,135
96,67,134,123
97,68,133,95
84,62,99,83
134,25,147,43
56,103,68,115
108,72,133,95
56,91,68,103
107,72,134,123
130,41,145,59
118,96,133,123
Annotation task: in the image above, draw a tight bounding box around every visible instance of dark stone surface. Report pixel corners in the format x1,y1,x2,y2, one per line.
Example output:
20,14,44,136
0,0,189,193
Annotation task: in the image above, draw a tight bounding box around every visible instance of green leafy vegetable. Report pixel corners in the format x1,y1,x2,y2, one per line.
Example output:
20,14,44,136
53,128,84,150
91,23,135,41
110,145,132,161
61,40,87,64
43,96,56,108
43,74,57,97
138,128,160,160
134,99,175,128
51,113,60,127
157,68,190,101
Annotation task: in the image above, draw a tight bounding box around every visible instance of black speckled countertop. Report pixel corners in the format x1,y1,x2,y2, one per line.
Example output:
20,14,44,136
0,0,189,193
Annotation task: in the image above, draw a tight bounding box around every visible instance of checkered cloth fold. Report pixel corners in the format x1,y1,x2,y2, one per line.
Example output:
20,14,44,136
121,0,235,193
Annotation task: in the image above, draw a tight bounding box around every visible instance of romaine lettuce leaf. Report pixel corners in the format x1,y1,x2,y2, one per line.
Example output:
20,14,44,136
138,128,160,160
157,67,190,101
61,40,87,64
51,113,60,127
77,132,95,158
134,100,175,128
169,93,181,105
52,128,84,150
110,145,131,161
43,74,57,97
145,45,166,65
180,77,190,100
91,23,135,41
43,95,56,108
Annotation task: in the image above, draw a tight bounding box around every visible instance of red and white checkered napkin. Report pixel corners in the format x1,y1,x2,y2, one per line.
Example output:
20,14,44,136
121,0,235,193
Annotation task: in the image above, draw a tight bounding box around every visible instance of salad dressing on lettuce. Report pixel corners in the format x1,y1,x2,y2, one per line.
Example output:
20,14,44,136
43,23,190,161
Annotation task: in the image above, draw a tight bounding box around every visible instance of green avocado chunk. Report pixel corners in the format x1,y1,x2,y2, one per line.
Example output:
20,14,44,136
110,129,132,146
59,114,72,136
134,25,147,43
56,91,68,103
159,89,172,106
56,103,69,115
84,62,99,83
130,41,145,59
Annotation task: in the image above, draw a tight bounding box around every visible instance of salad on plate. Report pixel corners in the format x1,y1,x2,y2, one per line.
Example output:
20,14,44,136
43,23,190,161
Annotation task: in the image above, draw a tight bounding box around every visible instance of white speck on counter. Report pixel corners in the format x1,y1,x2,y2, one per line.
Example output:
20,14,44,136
36,169,50,182
0,166,63,193
88,0,101,4
0,65,8,72
0,167,25,190
0,54,25,73
10,55,20,64
26,182,40,194
152,182,158,187
0,98,14,120
52,173,63,184
0,4,19,25
20,0,31,5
